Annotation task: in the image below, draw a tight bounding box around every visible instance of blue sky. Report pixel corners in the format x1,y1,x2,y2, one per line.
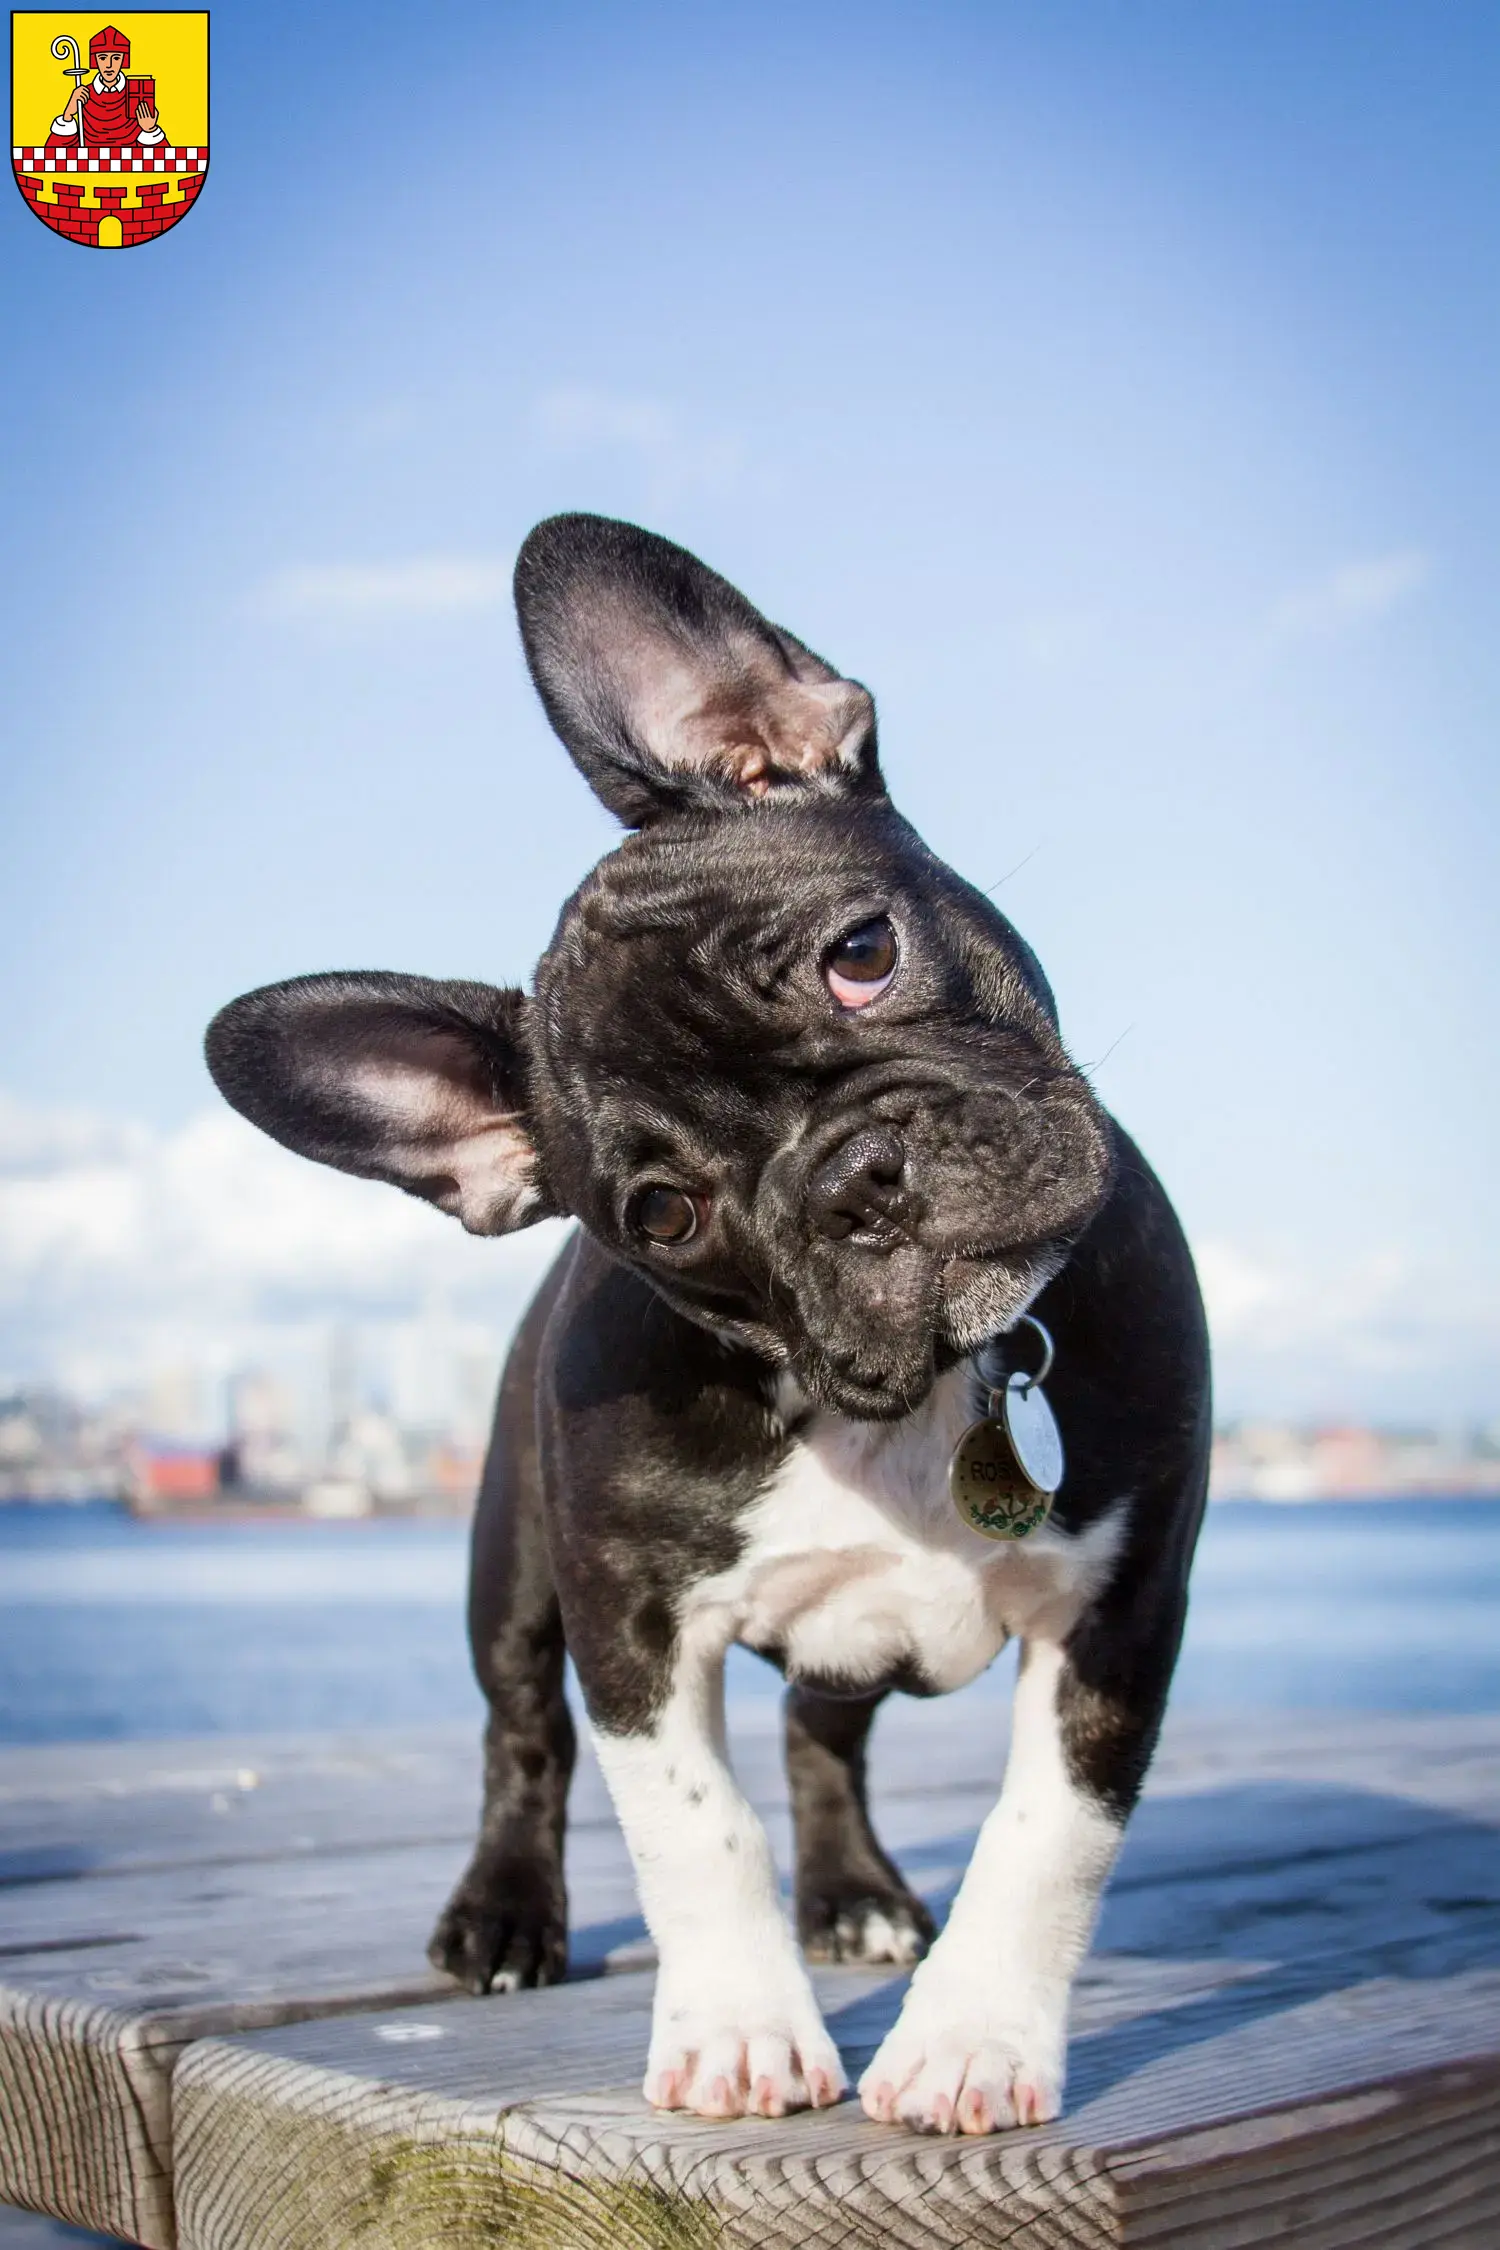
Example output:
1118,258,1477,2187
2,0,1497,1420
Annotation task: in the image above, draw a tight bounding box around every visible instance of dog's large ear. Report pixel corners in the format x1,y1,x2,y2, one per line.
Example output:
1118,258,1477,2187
205,973,554,1235
514,513,881,827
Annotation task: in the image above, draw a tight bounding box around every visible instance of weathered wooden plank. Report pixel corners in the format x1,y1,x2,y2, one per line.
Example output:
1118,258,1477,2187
1109,2057,1500,2247
0,1826,641,2250
0,1741,985,2247
0,1805,962,2243
170,1965,1500,2248
0,1986,179,2248
2,1712,1496,2245
11,1725,1487,1949
0,1709,985,1892
6,1706,1496,1888
5,1764,1490,2241
0,1728,490,1888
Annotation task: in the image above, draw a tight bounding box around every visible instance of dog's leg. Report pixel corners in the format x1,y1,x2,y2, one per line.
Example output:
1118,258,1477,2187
590,1623,846,2121
429,1267,575,1993
786,1684,935,1967
858,1598,1175,2135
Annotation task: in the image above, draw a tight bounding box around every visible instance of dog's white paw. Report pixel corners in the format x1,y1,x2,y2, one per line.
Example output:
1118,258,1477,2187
859,2006,1064,2134
644,1998,847,2119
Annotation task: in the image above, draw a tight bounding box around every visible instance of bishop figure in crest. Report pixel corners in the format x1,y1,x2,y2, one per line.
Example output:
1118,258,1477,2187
50,25,166,146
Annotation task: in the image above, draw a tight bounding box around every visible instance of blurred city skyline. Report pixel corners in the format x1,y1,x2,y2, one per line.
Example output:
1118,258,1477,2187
3,1,1497,1419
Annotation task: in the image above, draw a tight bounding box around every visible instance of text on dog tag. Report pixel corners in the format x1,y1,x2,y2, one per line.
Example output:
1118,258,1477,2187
949,1374,1064,1542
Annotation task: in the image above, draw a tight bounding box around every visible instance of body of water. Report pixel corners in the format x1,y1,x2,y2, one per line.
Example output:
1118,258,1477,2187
0,1500,1497,1745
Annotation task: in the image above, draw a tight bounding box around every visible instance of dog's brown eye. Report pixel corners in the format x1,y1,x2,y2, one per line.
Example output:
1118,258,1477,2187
632,1186,700,1245
825,916,898,1008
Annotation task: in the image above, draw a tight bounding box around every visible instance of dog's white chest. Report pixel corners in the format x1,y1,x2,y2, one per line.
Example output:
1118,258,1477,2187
688,1367,1124,1693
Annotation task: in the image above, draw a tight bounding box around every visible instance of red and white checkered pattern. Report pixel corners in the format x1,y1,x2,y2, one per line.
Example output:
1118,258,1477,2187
13,143,207,175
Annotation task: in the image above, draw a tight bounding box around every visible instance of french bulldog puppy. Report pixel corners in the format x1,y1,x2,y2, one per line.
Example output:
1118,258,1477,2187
206,514,1210,2137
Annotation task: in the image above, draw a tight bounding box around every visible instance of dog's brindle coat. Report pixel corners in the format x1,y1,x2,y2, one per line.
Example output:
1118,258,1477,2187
207,515,1210,2137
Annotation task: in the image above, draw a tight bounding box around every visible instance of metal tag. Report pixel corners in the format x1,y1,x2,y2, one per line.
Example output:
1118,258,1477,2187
948,1415,1054,1542
1001,1373,1064,1494
950,1320,1066,1542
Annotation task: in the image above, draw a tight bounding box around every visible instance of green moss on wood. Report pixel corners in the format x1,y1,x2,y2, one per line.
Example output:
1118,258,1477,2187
354,2132,724,2250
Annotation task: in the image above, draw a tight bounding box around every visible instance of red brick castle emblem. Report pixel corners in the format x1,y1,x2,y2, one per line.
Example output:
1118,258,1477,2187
11,13,209,249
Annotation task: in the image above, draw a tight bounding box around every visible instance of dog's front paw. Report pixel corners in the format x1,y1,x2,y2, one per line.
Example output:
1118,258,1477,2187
645,1995,847,2120
859,1998,1064,2134
428,1852,567,1995
798,1878,934,1967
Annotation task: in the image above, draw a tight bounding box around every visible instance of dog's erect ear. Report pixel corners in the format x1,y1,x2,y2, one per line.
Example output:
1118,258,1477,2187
514,513,881,827
205,973,554,1235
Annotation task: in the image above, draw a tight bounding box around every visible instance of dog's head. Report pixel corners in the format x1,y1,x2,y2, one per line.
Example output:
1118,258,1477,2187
207,516,1114,1418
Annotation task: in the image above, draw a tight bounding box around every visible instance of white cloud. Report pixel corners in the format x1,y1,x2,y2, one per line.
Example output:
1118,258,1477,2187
255,555,511,618
3,1089,1493,1425
251,393,748,624
1196,1234,1500,1420
1266,548,1433,646
1193,1240,1280,1333
0,1091,149,1177
1198,1237,1414,1354
532,385,746,504
0,1091,566,1405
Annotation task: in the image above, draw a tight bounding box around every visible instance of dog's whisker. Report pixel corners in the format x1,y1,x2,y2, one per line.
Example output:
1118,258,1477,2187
1072,1025,1135,1078
980,846,1042,896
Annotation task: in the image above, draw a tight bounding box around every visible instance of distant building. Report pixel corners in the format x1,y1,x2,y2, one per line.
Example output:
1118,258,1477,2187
6,1366,1495,1517
124,1439,220,1511
1211,1420,1500,1501
0,1388,131,1503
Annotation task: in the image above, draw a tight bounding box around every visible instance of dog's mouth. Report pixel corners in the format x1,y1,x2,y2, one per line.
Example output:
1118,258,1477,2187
784,1245,1065,1422
795,1350,935,1422
935,1243,1067,1353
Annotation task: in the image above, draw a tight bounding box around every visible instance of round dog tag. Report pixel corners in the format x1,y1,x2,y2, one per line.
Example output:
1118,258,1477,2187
1002,1372,1064,1495
950,1316,1066,1541
949,1418,1054,1542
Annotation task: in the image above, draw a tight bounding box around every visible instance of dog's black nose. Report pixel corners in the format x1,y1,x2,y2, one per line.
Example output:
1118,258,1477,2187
806,1127,907,1243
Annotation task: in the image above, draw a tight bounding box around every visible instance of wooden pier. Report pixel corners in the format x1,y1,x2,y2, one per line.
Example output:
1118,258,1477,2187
1,1700,1497,2247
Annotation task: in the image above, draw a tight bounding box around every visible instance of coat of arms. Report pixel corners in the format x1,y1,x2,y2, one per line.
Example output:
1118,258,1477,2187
11,10,208,247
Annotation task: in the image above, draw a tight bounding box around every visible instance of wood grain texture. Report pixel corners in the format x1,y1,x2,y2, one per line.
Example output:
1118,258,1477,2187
0,1827,637,2248
0,1985,176,2248
0,1693,1004,2241
1110,2057,1500,2247
2,1711,1497,2248
170,1968,1500,2249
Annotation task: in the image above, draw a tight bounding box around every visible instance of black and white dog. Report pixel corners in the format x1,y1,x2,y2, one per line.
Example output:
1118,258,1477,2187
206,515,1210,2138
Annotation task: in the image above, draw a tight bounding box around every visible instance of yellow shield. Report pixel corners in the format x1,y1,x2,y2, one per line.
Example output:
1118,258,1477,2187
11,10,208,248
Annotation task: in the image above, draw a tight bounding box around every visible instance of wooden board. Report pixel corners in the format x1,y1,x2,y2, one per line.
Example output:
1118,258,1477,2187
0,1698,983,2245
7,1703,1499,1888
0,1729,490,1889
2,1709,1497,2247
170,1963,1500,2248
0,1826,638,2247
